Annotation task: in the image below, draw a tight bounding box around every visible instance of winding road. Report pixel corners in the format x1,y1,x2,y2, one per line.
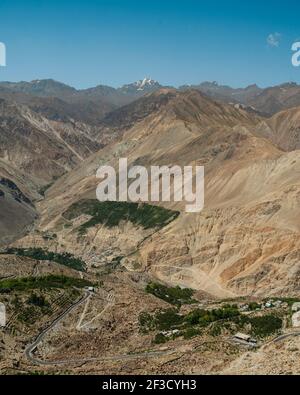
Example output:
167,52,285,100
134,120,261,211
25,290,91,364
24,289,175,367
271,331,300,344
25,288,300,368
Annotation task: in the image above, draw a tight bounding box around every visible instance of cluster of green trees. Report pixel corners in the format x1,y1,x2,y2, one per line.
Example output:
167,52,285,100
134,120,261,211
248,302,261,311
140,304,241,343
0,275,92,292
236,314,282,337
140,301,283,344
155,309,183,330
139,309,183,333
145,282,196,306
63,199,180,232
2,247,86,272
184,305,240,327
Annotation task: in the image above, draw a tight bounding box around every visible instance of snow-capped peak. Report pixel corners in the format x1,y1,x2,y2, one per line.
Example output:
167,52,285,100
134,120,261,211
135,77,157,90
119,78,161,95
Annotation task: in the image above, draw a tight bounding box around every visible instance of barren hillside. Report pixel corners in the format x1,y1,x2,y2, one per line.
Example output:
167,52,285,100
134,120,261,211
14,88,300,299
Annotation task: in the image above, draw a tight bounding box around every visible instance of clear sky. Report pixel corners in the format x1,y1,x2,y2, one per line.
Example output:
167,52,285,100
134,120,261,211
0,0,300,88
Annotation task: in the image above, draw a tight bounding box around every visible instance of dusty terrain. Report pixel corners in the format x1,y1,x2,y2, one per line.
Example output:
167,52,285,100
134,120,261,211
0,267,244,375
16,89,300,299
2,82,300,375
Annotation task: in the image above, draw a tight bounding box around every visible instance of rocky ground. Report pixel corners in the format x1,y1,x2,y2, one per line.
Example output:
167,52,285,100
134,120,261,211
0,259,297,375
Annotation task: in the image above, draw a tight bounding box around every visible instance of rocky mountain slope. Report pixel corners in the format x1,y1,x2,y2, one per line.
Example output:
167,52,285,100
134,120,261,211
3,78,300,123
3,80,300,375
0,78,164,125
0,165,37,246
16,88,300,299
256,106,300,152
180,81,262,107
0,98,104,185
181,81,300,116
3,81,300,299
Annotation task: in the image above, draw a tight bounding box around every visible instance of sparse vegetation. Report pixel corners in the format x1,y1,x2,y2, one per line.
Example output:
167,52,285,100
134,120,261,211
209,322,223,336
153,333,168,344
38,176,60,197
27,293,49,307
63,200,180,232
18,305,39,324
2,247,86,272
145,282,196,306
248,302,261,311
139,308,183,333
183,327,201,339
38,183,52,196
138,312,156,333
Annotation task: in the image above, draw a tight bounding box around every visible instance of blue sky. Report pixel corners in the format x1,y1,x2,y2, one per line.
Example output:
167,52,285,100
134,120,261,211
0,0,300,88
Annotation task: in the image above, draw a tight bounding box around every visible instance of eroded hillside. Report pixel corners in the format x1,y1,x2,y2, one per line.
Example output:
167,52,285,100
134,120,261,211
12,88,300,299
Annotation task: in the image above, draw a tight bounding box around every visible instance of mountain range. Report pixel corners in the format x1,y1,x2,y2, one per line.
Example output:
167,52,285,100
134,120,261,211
2,77,300,289
2,77,300,374
2,78,300,120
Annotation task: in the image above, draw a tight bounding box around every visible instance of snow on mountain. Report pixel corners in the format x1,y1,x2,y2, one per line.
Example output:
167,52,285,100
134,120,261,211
119,78,162,95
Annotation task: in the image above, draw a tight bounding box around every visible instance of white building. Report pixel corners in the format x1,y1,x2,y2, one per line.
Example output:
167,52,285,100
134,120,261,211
292,311,300,327
292,302,300,312
234,332,251,342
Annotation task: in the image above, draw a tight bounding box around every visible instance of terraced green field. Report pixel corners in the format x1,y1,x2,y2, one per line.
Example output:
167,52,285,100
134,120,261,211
0,275,92,292
1,248,86,272
63,200,180,232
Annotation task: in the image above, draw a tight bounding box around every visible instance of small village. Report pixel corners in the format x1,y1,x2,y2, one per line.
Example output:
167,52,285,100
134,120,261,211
230,299,300,346
143,284,300,350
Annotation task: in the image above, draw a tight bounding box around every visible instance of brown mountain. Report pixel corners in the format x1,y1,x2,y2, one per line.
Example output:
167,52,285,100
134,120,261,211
256,106,300,151
19,88,300,299
247,82,300,115
180,81,262,106
0,160,37,246
4,83,300,298
0,78,165,125
4,83,300,375
4,78,300,123
0,98,104,186
0,96,106,244
181,81,300,116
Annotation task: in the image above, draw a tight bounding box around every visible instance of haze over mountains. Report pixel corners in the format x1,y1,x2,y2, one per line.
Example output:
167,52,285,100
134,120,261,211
0,78,164,123
1,76,300,297
2,78,300,119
